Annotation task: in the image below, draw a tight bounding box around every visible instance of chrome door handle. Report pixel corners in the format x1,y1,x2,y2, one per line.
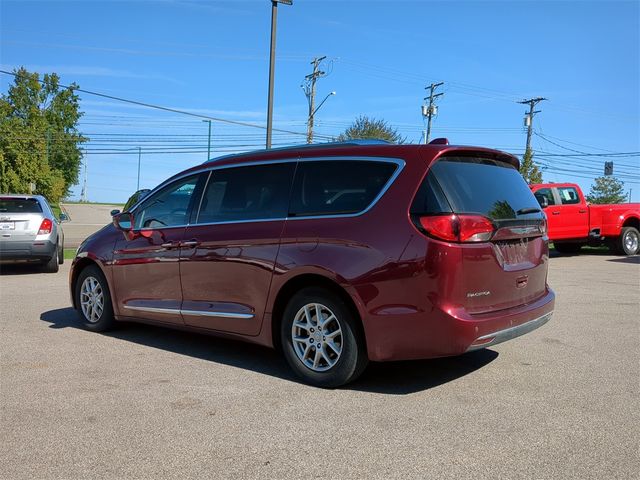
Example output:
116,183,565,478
579,209,587,213
180,240,200,248
551,211,560,215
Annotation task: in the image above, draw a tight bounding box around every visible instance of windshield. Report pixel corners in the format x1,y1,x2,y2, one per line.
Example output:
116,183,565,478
428,156,542,221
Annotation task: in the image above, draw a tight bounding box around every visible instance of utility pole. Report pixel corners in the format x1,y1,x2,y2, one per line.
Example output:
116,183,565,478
80,153,88,202
137,147,142,191
518,97,547,154
303,56,327,144
422,82,444,143
203,119,212,160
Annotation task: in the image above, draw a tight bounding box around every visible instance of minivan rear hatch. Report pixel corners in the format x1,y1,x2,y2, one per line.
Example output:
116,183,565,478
412,153,548,314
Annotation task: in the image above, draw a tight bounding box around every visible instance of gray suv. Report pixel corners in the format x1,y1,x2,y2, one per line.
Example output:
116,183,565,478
0,195,66,272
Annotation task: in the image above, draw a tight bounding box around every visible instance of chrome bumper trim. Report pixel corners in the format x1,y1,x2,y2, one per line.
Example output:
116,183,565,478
466,311,553,352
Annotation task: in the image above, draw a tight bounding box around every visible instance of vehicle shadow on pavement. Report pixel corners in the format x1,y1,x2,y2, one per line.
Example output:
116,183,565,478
351,350,499,395
606,256,640,264
0,264,46,275
41,307,498,395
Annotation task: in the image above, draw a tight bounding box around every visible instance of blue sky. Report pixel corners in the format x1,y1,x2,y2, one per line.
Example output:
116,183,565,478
1,0,639,202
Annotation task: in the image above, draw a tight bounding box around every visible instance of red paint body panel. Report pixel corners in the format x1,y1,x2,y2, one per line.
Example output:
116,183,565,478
179,221,285,335
71,143,555,363
531,183,640,242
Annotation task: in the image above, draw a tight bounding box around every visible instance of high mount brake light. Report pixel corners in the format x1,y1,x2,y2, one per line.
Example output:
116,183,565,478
38,218,53,235
418,214,495,243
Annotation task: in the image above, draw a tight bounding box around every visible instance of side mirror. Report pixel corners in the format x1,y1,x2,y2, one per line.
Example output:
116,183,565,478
113,212,133,232
534,194,549,209
59,213,69,222
110,209,121,216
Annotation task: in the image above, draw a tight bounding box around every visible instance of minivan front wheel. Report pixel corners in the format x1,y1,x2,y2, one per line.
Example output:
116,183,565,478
281,287,368,388
75,265,115,332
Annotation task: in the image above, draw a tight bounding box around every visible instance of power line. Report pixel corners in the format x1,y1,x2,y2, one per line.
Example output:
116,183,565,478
0,69,312,138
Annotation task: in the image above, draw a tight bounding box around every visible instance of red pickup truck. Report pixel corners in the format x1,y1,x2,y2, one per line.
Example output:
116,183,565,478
530,183,639,255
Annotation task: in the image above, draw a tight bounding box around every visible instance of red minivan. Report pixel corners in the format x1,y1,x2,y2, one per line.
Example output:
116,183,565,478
70,140,554,387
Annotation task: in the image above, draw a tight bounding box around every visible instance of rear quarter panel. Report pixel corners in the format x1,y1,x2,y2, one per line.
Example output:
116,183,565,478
590,204,640,237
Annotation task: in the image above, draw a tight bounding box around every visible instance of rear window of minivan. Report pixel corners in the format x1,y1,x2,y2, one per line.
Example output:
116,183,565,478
413,156,541,221
289,160,397,216
0,198,42,213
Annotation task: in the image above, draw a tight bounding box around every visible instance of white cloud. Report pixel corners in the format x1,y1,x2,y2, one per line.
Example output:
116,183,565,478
1,64,184,85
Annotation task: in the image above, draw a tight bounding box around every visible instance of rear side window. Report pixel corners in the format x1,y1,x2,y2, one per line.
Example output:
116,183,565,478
196,163,295,223
534,188,556,206
557,187,581,205
425,156,541,220
0,198,42,213
289,160,397,216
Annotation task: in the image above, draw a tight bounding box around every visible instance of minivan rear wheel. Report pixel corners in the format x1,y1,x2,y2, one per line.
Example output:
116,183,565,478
75,265,115,332
281,287,368,388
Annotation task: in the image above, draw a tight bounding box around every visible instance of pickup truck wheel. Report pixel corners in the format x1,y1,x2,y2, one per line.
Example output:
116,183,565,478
618,227,639,255
554,242,582,254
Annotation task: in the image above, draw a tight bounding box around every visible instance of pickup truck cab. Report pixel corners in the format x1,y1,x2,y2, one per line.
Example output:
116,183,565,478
530,183,639,255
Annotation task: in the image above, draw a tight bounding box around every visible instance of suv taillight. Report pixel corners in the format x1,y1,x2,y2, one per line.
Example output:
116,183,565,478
418,214,495,243
38,218,53,235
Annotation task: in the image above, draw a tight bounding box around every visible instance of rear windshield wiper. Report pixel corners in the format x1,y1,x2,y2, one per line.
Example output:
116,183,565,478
516,207,541,215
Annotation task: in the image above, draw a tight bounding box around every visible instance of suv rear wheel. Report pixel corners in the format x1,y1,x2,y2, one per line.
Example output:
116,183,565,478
42,243,59,273
75,265,115,332
281,287,368,388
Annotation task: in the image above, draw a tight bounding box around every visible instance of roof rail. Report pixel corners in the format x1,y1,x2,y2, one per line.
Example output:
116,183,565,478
203,139,393,164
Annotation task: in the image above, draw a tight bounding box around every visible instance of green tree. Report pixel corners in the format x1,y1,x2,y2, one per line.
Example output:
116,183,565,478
0,67,85,202
586,176,626,204
519,150,543,184
336,115,405,144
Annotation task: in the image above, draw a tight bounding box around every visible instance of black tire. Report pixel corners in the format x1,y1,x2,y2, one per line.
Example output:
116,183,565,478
42,244,60,273
554,242,582,254
58,241,64,265
617,227,640,255
280,287,368,388
74,264,115,332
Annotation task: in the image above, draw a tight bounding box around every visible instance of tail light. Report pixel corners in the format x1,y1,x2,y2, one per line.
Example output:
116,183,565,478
417,214,495,243
540,216,547,236
38,218,53,235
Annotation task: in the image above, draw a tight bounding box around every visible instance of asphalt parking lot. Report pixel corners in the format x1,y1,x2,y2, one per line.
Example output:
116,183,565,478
1,253,638,479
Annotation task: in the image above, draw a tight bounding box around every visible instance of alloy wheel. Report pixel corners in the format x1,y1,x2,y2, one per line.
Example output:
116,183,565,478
624,230,639,254
80,276,104,323
291,303,343,372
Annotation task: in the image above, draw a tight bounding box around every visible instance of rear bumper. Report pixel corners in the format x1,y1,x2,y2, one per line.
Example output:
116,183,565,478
465,311,553,352
0,240,57,262
364,288,555,362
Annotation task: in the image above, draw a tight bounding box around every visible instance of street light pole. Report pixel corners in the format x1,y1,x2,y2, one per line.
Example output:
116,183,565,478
203,119,212,160
266,0,292,149
307,91,335,144
137,147,141,191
